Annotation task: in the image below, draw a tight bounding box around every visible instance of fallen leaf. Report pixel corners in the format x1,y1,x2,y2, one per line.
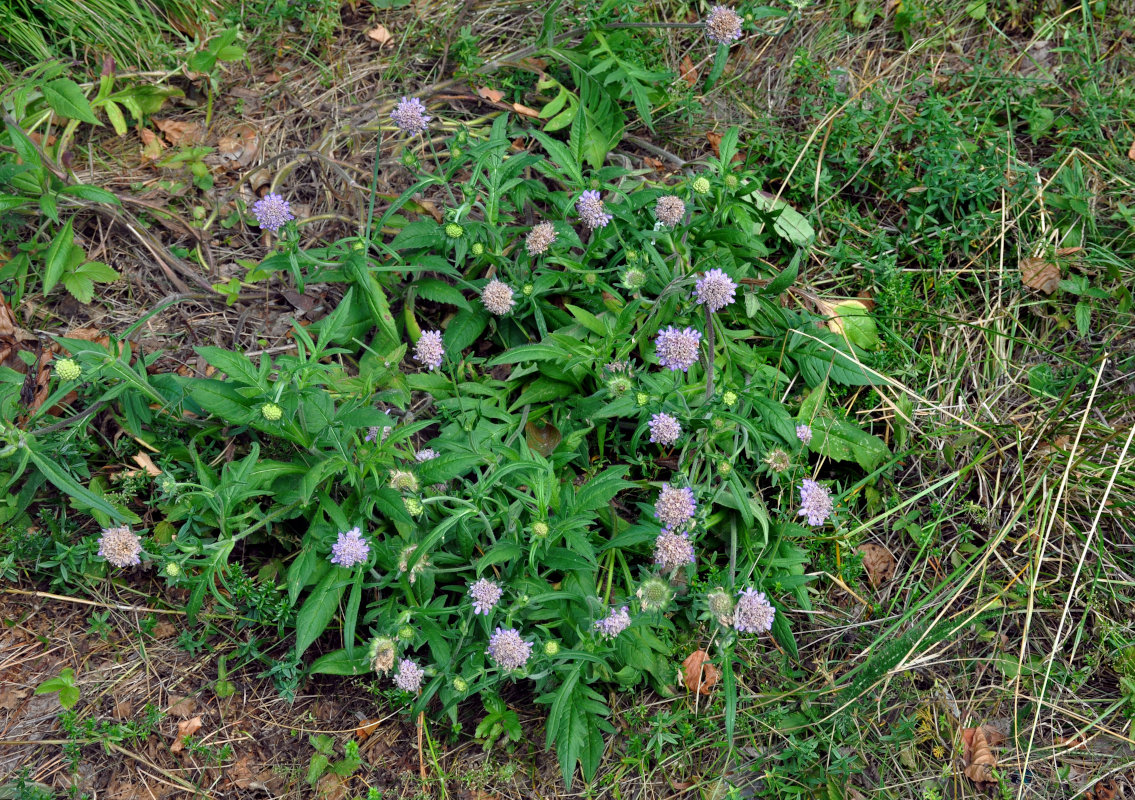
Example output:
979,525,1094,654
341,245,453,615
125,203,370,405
140,128,166,161
857,543,896,587
366,24,393,46
1087,779,1118,800
415,199,444,224
167,695,196,718
170,716,202,752
961,725,1002,784
216,123,259,169
644,155,665,172
0,685,29,710
1019,256,1060,294
316,773,348,800
152,620,178,639
682,650,720,695
131,452,162,477
476,86,505,103
525,420,561,457
512,102,541,118
706,131,722,157
1128,138,1135,161
355,719,382,740
154,119,204,146
679,55,698,87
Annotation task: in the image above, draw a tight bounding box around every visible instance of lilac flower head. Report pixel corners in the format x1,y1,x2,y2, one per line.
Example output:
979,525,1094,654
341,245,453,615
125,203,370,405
796,424,813,446
654,529,696,571
705,5,744,44
648,412,682,446
415,448,439,462
468,578,503,615
654,326,702,372
594,606,631,639
576,190,613,229
695,269,737,313
525,221,557,256
488,627,533,671
366,425,393,443
654,195,686,227
390,96,431,136
393,659,425,692
734,588,775,633
97,526,142,568
655,484,696,530
481,278,516,316
798,479,834,527
414,330,444,371
330,526,370,568
252,193,294,233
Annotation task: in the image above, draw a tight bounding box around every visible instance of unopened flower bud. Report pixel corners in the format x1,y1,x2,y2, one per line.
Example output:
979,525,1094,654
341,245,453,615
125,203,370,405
55,358,81,381
164,562,181,577
718,461,732,476
543,640,560,656
404,497,424,516
583,273,597,286
723,390,738,407
445,223,464,239
635,392,649,407
398,625,415,641
522,283,534,296
452,676,468,692
621,268,647,291
471,242,484,255
692,176,711,195
724,174,739,189
531,521,549,538
261,403,283,421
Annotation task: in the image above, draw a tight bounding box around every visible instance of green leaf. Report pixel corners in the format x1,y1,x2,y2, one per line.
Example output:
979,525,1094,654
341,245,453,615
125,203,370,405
195,346,262,387
564,304,609,337
831,301,880,350
413,277,470,310
1074,301,1091,336
185,378,255,424
0,195,28,212
809,416,891,471
390,219,444,251
417,454,483,485
571,466,630,513
103,100,127,135
443,308,489,354
295,569,347,657
26,445,130,523
43,78,100,125
60,185,120,205
510,376,574,409
73,260,120,282
485,344,565,367
309,648,370,675
61,273,94,303
763,250,801,295
745,187,815,246
42,218,75,294
770,602,798,659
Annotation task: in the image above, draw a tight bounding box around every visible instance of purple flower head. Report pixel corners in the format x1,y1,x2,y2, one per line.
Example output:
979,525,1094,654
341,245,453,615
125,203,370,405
705,5,744,44
330,526,370,568
414,330,444,370
655,484,696,530
576,190,613,229
654,326,702,372
654,529,696,571
526,221,557,256
252,193,294,233
468,578,503,615
798,479,834,527
648,412,682,446
733,588,775,633
481,278,516,316
594,606,631,639
391,96,431,135
393,658,424,692
796,424,813,446
97,526,142,567
488,626,533,671
654,195,686,227
415,447,439,462
695,269,737,313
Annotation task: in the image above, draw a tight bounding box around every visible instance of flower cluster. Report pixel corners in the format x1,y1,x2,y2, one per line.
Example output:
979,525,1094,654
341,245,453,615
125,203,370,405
594,606,631,639
733,588,775,633
798,479,834,526
654,195,686,227
796,424,813,446
97,526,142,568
414,330,444,370
648,412,682,445
654,326,702,372
330,527,369,568
468,578,503,615
525,221,557,256
655,484,696,530
482,279,516,316
695,269,737,312
390,96,431,135
393,659,425,692
576,190,613,229
252,193,294,233
488,627,532,670
705,5,743,44
415,448,439,462
654,529,696,571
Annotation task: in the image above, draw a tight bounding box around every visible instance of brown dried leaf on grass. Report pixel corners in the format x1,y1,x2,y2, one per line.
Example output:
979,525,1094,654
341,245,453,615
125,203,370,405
961,725,1003,784
154,119,204,146
1128,138,1135,161
366,24,393,46
682,650,720,695
139,128,165,161
857,543,896,587
1019,256,1060,294
680,55,698,87
167,695,196,718
512,102,541,118
170,715,202,752
477,86,505,103
216,123,259,169
525,420,561,457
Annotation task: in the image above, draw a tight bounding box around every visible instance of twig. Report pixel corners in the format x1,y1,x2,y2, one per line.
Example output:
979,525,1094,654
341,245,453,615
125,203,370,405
1,588,187,615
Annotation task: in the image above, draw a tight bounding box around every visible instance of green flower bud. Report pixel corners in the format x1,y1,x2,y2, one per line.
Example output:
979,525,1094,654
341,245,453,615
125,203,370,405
164,562,181,578
452,676,468,692
606,375,632,397
351,240,366,251
398,625,415,641
450,146,463,159
543,640,560,656
404,497,424,516
54,358,81,381
522,283,534,296
583,273,597,286
724,174,739,189
471,242,484,255
621,268,647,291
717,461,732,476
625,250,639,263
723,390,739,407
531,521,549,538
692,176,711,195
445,223,464,239
400,150,419,169
635,392,650,407
389,470,419,493
261,403,283,421
712,417,726,430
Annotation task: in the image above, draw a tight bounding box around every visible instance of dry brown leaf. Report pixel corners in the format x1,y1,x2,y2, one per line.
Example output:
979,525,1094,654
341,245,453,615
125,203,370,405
961,725,1002,784
415,199,444,224
1087,779,1118,800
1128,138,1135,161
0,685,29,711
857,543,896,588
170,715,202,752
112,697,133,719
1019,256,1060,294
355,718,382,740
167,695,196,718
152,620,178,639
316,773,348,800
139,128,165,161
679,55,698,87
643,155,665,172
682,650,720,695
512,102,541,118
216,123,259,169
706,131,722,157
525,420,561,457
366,24,393,46
477,86,505,103
131,452,162,477
154,119,204,146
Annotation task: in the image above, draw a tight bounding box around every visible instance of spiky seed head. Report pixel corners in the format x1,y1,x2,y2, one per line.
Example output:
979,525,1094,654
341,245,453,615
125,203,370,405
621,268,647,291
444,223,464,238
261,403,283,421
525,221,557,256
369,637,396,675
97,526,142,568
654,195,686,227
55,359,81,381
692,176,711,195
707,588,734,626
636,577,673,613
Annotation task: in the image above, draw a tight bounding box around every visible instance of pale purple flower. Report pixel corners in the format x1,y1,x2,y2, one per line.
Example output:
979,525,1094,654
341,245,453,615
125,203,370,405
488,627,533,670
594,606,631,639
330,526,370,568
468,578,503,615
654,529,696,571
654,195,686,227
393,659,424,692
695,269,737,312
366,425,393,443
414,330,444,370
654,326,702,372
798,479,834,527
390,96,431,135
576,190,613,229
655,484,696,530
97,526,142,567
525,221,557,256
251,193,294,233
415,448,439,462
796,424,813,446
648,412,682,445
705,5,743,44
481,278,516,316
733,588,775,633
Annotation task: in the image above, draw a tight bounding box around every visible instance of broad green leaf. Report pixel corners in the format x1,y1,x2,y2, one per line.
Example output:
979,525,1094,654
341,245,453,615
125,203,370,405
60,185,120,205
294,569,347,657
73,261,120,282
443,308,489,354
571,466,630,513
103,100,127,135
413,277,470,310
27,445,129,522
61,273,94,303
510,377,574,409
809,416,891,471
43,78,100,125
830,301,880,350
42,218,75,294
309,648,370,675
195,346,261,387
